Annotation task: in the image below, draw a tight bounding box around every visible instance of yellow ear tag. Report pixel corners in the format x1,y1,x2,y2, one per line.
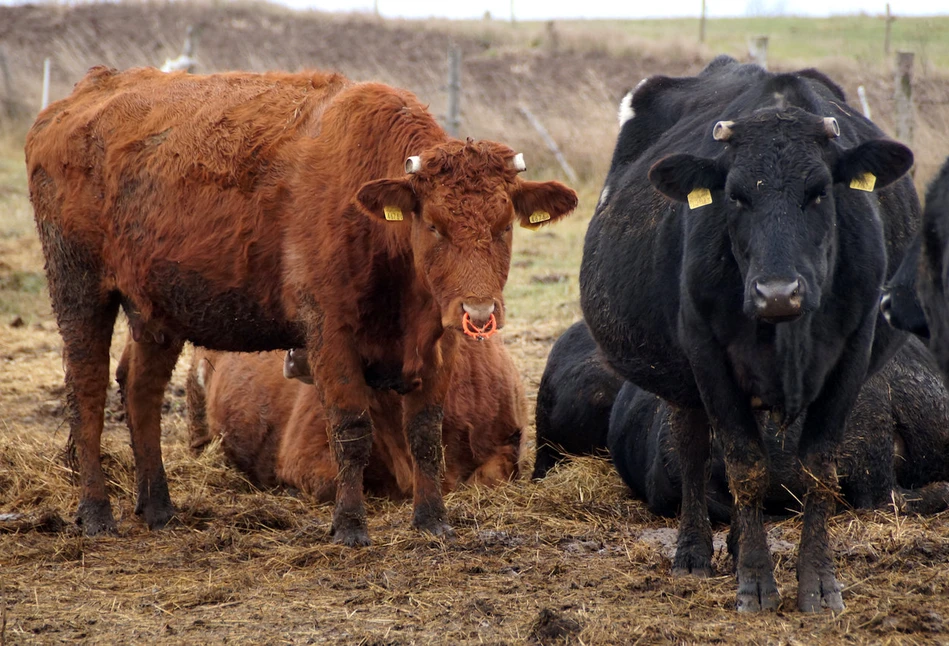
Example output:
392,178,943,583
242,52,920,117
529,210,551,224
687,188,713,209
849,172,877,192
383,205,404,221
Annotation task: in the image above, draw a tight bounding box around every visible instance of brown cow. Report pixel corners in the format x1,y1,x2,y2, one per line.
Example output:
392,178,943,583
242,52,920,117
26,67,577,544
183,337,526,500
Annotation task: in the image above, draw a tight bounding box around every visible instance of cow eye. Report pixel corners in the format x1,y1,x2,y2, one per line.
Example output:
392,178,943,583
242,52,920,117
729,192,744,207
805,189,828,208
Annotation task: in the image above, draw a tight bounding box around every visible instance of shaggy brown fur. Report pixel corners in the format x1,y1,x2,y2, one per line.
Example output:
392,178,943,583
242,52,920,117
185,338,526,501
25,66,577,544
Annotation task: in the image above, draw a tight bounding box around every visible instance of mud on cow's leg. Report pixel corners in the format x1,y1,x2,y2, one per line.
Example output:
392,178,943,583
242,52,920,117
117,338,184,530
668,406,714,577
36,214,121,536
64,314,120,535
327,408,374,547
724,448,780,612
797,450,844,613
405,405,453,537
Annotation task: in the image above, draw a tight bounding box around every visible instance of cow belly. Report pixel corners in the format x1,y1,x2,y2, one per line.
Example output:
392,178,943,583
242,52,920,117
136,262,304,351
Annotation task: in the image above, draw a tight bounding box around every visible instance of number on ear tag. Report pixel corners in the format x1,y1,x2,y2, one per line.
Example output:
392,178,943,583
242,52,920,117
529,211,551,224
384,205,404,221
687,188,713,209
849,172,876,192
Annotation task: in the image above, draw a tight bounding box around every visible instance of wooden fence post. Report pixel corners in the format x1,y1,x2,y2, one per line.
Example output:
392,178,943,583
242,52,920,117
884,3,895,55
0,44,19,120
699,0,707,44
894,51,914,146
41,58,51,111
857,85,872,120
518,105,578,184
445,46,461,138
749,36,769,69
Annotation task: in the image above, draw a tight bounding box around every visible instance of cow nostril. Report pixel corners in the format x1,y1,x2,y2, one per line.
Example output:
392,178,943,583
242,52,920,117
753,278,804,321
462,302,496,322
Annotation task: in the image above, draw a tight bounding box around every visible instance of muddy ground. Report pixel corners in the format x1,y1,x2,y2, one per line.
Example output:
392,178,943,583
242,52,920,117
4,196,949,646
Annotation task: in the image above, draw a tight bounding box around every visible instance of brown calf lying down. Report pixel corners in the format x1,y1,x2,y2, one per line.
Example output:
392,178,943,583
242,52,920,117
184,339,527,500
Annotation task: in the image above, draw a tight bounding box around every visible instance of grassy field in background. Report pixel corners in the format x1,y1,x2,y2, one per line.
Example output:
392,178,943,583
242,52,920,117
434,14,949,70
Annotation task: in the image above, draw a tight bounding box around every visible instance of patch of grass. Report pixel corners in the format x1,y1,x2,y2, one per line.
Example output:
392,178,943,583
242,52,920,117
438,15,949,71
0,130,32,239
0,270,45,294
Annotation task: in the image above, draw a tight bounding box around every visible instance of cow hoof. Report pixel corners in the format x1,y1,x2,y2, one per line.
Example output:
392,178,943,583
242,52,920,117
139,503,177,531
798,577,844,613
331,525,371,547
414,518,455,540
672,552,712,578
76,498,117,536
737,577,781,612
134,486,177,530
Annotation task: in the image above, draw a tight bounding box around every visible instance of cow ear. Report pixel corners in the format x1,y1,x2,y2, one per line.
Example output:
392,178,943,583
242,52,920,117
835,140,914,190
512,180,578,229
649,154,725,203
356,178,418,222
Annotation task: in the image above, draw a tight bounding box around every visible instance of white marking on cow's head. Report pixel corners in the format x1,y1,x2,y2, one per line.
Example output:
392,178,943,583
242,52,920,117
618,90,636,127
618,78,648,127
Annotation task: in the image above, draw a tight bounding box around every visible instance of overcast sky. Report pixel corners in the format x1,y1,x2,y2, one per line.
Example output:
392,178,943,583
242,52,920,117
274,0,948,20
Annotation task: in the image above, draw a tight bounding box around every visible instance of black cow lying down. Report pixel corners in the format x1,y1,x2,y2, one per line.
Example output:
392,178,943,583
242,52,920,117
535,321,949,519
580,55,919,612
609,337,949,524
883,156,949,373
532,321,624,479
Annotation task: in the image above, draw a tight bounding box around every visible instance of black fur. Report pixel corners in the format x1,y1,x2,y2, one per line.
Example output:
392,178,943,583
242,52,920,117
885,157,949,374
532,321,623,479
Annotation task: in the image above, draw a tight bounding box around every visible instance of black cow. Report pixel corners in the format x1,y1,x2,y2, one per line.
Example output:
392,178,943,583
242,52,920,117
609,336,949,526
580,56,918,612
883,156,949,373
532,321,624,479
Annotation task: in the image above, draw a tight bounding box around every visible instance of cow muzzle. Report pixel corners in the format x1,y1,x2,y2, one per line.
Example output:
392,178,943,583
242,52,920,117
753,278,804,323
461,301,498,340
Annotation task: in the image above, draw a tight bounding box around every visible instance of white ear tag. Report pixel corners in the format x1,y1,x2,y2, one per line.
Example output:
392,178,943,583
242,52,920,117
687,188,713,209
383,205,404,221
849,172,877,192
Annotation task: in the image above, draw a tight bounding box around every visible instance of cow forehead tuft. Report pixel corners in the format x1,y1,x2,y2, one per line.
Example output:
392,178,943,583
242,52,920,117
414,140,519,182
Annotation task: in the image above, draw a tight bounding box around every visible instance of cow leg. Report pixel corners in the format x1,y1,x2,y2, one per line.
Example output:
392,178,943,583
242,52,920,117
795,324,874,613
403,334,459,539
796,447,843,613
185,354,212,455
667,405,714,577
307,317,375,547
35,215,120,535
720,434,778,612
63,310,120,535
117,337,183,530
326,406,374,546
681,312,778,611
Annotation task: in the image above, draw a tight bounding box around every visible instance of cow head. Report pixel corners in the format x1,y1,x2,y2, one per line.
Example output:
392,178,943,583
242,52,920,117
649,108,913,323
356,140,578,334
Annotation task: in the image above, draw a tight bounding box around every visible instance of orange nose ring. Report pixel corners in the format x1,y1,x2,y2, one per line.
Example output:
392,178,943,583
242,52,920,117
462,313,498,341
